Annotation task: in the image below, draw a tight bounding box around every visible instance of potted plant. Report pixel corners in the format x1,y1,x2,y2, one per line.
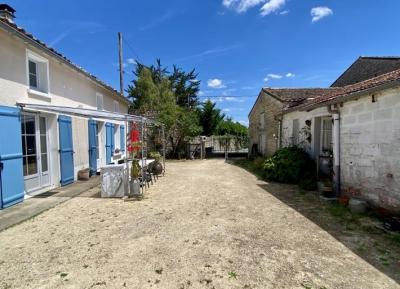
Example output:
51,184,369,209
128,123,142,196
148,151,163,175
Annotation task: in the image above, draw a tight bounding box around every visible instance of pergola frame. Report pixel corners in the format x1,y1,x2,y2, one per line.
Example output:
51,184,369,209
17,103,166,196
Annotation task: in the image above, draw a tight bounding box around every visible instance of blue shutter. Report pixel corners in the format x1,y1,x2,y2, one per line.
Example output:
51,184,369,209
105,123,113,164
88,119,97,176
111,124,115,156
0,106,24,209
58,115,74,186
120,125,125,152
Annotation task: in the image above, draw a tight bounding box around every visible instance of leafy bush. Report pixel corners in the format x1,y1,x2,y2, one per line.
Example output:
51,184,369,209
263,146,317,188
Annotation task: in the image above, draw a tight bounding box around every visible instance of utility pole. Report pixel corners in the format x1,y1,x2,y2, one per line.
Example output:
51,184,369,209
118,32,124,96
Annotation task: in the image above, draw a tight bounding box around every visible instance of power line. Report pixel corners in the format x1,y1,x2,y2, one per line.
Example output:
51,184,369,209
198,95,257,99
122,38,143,64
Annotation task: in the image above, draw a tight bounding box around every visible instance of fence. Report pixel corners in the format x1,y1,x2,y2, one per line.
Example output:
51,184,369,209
188,135,248,159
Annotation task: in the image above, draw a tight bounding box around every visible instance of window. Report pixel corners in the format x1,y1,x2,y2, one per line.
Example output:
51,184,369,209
321,117,333,153
114,124,120,151
96,122,101,159
39,117,48,172
21,114,38,176
113,101,119,113
28,60,38,88
96,93,104,110
26,49,49,96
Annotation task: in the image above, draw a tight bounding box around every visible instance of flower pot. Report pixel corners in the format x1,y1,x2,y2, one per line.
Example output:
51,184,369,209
129,180,141,196
151,161,163,175
78,168,90,181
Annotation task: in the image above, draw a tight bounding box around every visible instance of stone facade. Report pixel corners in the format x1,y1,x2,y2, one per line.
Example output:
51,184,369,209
281,86,400,213
248,91,283,157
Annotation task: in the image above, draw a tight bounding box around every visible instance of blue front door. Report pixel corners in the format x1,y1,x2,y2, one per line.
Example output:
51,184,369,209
58,115,74,186
105,123,114,164
88,119,97,176
0,106,24,208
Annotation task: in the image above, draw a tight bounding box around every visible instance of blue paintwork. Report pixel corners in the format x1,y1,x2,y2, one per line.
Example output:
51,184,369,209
105,122,114,164
58,115,74,186
0,105,24,209
120,125,125,152
88,119,97,176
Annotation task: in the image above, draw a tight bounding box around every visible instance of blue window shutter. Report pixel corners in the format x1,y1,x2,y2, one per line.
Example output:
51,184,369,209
110,124,115,156
120,125,125,152
105,123,112,164
88,119,97,176
0,106,24,208
58,115,74,186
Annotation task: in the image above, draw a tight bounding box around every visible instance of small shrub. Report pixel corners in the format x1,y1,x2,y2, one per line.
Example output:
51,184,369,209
263,147,316,186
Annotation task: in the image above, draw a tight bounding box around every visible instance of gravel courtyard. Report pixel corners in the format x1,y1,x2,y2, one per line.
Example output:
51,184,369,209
0,159,398,289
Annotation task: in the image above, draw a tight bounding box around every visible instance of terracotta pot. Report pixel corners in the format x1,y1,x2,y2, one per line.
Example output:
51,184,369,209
339,195,350,206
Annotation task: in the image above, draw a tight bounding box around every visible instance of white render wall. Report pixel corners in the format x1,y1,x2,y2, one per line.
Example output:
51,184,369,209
340,87,400,211
0,28,128,112
0,27,129,190
281,106,331,158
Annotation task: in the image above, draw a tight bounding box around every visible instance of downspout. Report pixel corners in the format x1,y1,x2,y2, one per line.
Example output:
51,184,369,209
328,104,340,197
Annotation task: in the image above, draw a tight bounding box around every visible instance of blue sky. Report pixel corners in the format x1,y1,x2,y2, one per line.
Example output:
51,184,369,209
8,0,400,126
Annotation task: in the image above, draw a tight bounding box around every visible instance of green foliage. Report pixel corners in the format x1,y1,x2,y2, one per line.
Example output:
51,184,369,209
263,147,316,185
170,65,200,108
217,117,248,137
197,100,225,136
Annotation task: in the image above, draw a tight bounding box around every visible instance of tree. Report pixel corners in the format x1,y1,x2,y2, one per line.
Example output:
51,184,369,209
217,117,248,136
170,66,200,109
197,100,225,136
126,59,202,158
127,67,159,114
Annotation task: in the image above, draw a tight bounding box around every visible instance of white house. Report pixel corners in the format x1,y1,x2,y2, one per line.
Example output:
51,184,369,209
0,4,130,208
280,69,400,213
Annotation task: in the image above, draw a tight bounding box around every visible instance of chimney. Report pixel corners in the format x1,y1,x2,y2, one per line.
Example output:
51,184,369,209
0,4,15,23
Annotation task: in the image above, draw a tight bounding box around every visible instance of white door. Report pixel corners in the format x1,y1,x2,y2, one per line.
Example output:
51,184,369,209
21,114,50,193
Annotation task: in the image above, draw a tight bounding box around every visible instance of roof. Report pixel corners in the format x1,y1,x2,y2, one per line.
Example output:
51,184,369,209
293,68,400,111
331,56,400,87
247,87,339,117
0,18,131,105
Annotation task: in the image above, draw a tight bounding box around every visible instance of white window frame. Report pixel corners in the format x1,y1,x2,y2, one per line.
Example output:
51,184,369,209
113,100,120,113
114,124,120,151
26,49,50,98
96,93,104,110
320,116,333,154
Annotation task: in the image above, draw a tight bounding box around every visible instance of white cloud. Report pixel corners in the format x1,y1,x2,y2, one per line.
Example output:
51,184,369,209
280,10,289,15
127,58,136,64
207,79,226,89
222,108,231,112
263,77,270,82
260,0,286,16
286,72,295,78
311,7,333,23
223,0,286,15
267,73,283,79
223,0,264,13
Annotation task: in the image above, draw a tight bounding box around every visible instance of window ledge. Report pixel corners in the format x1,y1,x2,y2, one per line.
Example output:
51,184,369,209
28,88,51,99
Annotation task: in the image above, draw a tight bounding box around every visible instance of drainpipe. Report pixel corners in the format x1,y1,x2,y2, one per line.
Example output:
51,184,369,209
328,105,340,197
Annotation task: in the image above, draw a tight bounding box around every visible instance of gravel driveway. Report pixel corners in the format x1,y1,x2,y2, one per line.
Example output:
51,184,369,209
0,159,398,289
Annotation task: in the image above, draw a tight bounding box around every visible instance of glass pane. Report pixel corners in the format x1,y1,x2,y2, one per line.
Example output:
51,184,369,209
21,135,26,156
29,74,38,88
40,135,47,154
21,115,25,134
29,60,37,74
24,115,36,135
41,154,48,172
39,117,46,135
26,135,36,155
23,157,27,176
27,155,37,175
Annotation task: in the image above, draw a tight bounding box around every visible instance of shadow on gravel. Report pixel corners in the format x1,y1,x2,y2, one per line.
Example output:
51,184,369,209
228,160,400,285
259,183,400,285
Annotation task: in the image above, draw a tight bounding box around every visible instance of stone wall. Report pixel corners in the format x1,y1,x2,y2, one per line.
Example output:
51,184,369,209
340,87,400,212
248,91,283,157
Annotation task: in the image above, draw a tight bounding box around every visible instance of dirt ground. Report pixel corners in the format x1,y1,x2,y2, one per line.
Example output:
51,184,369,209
0,159,399,289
